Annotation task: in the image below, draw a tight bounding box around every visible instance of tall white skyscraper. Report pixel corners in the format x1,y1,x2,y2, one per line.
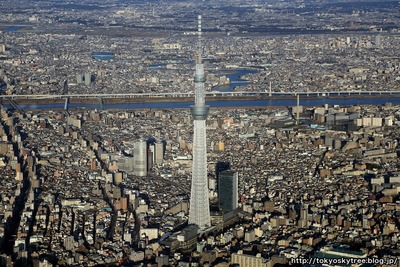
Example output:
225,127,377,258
134,141,147,177
188,15,211,229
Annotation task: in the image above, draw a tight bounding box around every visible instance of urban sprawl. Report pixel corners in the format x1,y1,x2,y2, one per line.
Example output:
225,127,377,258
0,0,400,266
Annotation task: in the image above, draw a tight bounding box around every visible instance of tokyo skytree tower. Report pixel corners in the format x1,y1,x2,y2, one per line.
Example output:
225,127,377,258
188,15,211,229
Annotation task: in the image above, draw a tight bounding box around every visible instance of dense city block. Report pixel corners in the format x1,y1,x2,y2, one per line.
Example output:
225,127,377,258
0,0,399,266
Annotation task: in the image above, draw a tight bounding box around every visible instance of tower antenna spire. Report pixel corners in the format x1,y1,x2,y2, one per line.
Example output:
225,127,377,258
197,15,202,64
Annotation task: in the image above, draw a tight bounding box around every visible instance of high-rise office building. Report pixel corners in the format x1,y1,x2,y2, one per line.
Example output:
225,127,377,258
218,171,238,213
148,144,154,172
84,73,92,85
76,74,83,84
134,141,147,177
62,79,68,94
375,35,382,47
155,141,164,165
188,15,211,229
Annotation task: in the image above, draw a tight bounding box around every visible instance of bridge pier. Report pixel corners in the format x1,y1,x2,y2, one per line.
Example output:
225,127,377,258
64,97,69,110
338,92,340,96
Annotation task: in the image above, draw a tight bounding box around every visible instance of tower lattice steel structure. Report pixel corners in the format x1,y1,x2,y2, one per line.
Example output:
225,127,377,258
188,15,211,229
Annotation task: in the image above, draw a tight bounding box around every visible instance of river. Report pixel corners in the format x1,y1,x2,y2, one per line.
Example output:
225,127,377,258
5,96,397,110
2,68,397,110
213,69,258,92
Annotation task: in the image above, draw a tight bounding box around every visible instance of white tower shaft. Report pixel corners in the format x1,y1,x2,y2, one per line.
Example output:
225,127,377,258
188,15,211,229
